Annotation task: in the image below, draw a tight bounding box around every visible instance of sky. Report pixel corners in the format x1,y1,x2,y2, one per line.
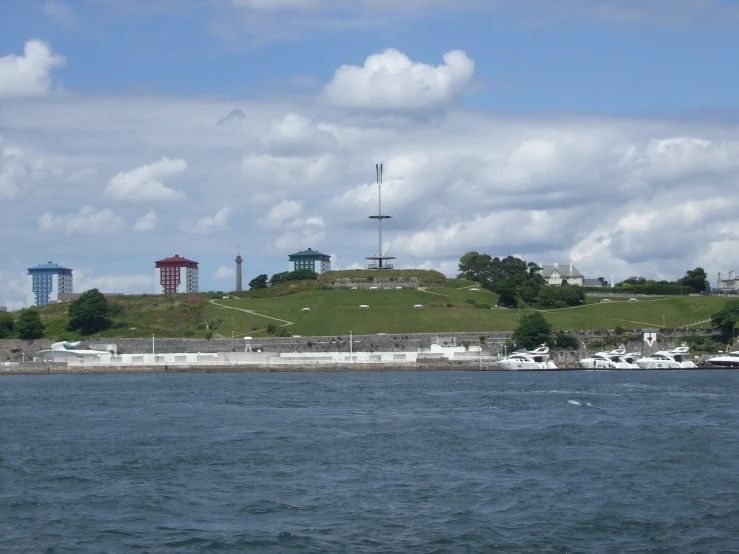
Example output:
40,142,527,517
1,0,739,310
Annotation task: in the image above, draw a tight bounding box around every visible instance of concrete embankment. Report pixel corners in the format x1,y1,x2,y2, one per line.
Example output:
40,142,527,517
2,361,734,375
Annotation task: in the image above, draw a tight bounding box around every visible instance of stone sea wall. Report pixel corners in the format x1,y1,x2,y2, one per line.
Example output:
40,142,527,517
0,328,716,362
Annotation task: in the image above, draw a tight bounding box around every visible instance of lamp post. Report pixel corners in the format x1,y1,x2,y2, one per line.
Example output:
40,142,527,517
152,334,155,355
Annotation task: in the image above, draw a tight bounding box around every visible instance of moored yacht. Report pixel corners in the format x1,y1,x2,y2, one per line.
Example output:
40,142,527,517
578,345,640,369
497,344,558,370
635,343,695,369
705,351,739,368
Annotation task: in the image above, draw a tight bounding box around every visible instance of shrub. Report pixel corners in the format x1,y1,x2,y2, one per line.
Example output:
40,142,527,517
204,329,213,340
554,333,580,350
266,323,277,334
15,310,45,340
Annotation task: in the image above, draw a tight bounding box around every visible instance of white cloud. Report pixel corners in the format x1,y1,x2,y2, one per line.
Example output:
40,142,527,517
106,156,188,202
43,1,78,25
187,207,232,235
0,40,66,99
4,82,739,287
260,199,326,251
134,210,158,232
37,206,126,235
0,270,28,311
241,153,337,187
323,48,474,110
0,147,30,200
75,271,154,295
260,113,338,155
274,229,326,252
262,199,303,228
213,265,236,280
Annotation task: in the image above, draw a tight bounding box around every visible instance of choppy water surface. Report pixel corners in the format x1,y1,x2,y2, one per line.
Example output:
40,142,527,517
2,370,739,553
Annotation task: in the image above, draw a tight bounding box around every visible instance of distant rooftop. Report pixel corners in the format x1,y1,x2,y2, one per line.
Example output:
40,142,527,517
155,254,198,265
541,263,583,279
288,248,330,259
27,261,73,272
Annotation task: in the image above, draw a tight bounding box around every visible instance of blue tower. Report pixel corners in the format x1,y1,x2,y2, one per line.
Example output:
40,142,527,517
27,261,74,307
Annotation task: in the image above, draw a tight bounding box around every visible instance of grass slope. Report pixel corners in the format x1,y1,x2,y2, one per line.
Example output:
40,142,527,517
208,289,725,337
20,282,728,340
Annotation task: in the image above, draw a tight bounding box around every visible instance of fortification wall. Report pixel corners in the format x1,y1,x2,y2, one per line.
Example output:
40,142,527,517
0,328,717,362
322,277,423,289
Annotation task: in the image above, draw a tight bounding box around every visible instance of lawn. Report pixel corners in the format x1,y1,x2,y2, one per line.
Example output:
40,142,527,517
206,291,726,337
21,285,729,340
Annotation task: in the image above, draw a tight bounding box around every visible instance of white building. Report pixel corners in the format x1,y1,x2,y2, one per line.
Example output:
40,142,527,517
27,261,74,306
288,248,331,274
540,261,584,286
154,255,199,294
716,270,739,292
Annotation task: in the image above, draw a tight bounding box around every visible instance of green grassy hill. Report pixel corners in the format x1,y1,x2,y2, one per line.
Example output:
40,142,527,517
12,279,729,340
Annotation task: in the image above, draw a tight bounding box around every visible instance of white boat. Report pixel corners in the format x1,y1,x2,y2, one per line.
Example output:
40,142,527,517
36,341,112,362
635,343,695,369
497,344,558,370
578,345,640,369
705,351,739,368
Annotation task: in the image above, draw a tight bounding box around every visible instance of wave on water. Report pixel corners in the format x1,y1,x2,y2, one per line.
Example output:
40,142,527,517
2,371,739,553
567,399,593,406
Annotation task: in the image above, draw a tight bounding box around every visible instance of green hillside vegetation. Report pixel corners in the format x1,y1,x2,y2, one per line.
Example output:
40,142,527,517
3,277,729,341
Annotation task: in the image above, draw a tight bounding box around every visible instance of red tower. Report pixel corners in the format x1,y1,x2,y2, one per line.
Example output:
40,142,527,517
154,255,199,294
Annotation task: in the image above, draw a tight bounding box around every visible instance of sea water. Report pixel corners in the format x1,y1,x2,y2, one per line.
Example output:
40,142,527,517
2,370,739,553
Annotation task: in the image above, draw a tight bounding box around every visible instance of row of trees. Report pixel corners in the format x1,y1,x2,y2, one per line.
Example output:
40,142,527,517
611,267,709,294
459,251,711,307
0,289,114,340
0,310,46,340
458,252,584,308
249,269,317,290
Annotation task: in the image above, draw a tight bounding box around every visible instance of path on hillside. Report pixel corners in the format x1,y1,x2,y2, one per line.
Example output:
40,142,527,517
418,288,449,298
536,304,661,327
209,299,294,327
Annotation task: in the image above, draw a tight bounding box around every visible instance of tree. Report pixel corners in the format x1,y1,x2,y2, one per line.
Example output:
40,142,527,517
0,312,13,339
711,300,739,339
68,288,111,335
266,323,277,334
15,310,45,340
677,267,709,294
269,271,290,286
249,274,268,290
495,279,518,307
270,269,317,287
619,276,647,286
458,252,492,282
512,312,553,350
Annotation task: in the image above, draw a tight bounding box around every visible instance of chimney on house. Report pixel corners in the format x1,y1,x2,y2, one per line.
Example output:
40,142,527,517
569,261,573,274
553,262,559,269
731,270,736,280
719,272,722,281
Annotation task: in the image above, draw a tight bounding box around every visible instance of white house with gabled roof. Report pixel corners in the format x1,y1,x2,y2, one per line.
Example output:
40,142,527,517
540,261,584,286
